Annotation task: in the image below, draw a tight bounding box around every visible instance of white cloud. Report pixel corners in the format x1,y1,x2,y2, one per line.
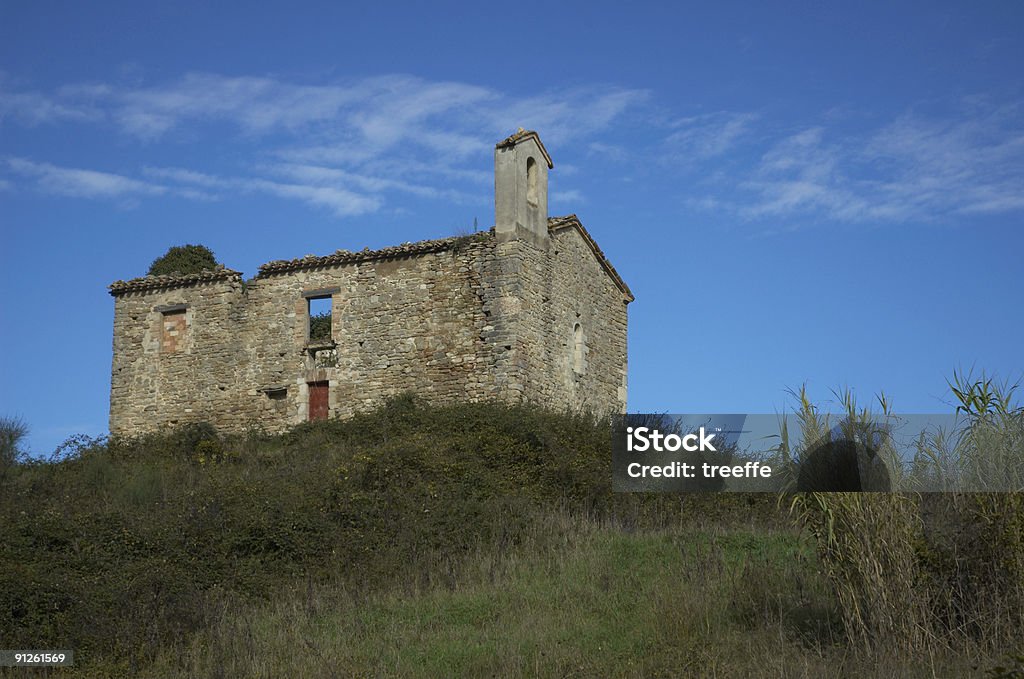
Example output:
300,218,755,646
586,141,629,161
18,72,1022,226
268,163,482,205
0,89,100,125
685,102,1024,225
247,179,380,217
140,165,384,216
104,73,496,143
0,73,646,156
6,157,167,199
3,156,397,216
862,110,1024,217
666,112,758,160
739,127,890,221
142,166,231,189
551,189,585,204
493,88,645,147
0,73,644,218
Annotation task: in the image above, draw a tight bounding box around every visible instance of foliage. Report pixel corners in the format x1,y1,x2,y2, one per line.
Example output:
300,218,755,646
0,415,28,480
2,398,752,676
3,386,1021,675
147,244,219,277
788,378,1024,660
308,312,332,341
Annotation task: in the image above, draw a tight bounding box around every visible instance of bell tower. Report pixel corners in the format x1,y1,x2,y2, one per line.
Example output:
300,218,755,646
494,129,553,247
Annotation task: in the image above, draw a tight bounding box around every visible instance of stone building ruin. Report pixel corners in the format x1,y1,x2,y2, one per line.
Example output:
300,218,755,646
108,130,633,435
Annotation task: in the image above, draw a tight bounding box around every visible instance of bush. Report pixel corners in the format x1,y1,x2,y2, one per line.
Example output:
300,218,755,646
308,312,332,341
147,244,219,277
2,399,715,674
0,415,28,473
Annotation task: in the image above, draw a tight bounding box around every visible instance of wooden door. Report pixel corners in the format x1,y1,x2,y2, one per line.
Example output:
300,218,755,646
308,381,329,421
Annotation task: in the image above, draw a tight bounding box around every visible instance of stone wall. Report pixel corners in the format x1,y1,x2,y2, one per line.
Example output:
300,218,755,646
109,223,631,437
509,219,629,415
240,235,501,430
109,271,248,435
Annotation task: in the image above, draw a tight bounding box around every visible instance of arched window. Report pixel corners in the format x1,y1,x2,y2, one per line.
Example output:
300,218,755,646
526,157,538,207
573,323,584,375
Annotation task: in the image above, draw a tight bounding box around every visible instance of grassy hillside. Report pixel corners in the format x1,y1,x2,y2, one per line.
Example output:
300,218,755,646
1,395,1021,677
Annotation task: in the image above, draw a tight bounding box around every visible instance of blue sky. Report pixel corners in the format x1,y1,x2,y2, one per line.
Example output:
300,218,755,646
1,1,1022,455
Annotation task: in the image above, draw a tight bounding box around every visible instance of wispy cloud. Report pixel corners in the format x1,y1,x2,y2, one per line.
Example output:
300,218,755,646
142,163,479,215
683,102,1024,225
863,108,1024,217
268,163,481,205
493,88,645,146
6,157,167,199
552,189,585,205
1,73,645,218
6,72,1021,226
141,165,382,216
3,159,380,216
142,166,231,189
738,127,886,221
0,88,101,125
247,179,380,217
1,73,639,151
666,112,758,160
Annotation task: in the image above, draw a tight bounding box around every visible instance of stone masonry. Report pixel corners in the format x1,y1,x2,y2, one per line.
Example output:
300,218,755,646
108,130,633,436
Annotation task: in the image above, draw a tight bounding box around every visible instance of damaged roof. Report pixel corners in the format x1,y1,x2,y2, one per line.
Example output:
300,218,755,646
109,219,632,303
108,266,243,296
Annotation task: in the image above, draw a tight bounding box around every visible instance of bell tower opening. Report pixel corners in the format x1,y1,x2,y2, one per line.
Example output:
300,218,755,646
526,156,539,207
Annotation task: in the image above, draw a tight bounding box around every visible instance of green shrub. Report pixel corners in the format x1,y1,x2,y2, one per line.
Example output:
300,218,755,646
3,399,728,675
0,416,28,481
147,244,219,277
308,312,332,341
0,415,27,459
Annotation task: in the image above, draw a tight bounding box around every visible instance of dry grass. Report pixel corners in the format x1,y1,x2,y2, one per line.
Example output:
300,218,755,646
786,379,1024,669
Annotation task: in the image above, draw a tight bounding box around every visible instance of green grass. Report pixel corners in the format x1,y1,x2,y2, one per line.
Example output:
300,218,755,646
142,511,996,678
145,515,832,678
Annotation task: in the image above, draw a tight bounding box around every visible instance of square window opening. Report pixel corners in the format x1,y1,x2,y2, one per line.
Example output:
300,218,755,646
308,296,332,342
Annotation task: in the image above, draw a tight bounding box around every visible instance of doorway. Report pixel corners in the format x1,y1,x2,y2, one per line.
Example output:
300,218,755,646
308,381,329,421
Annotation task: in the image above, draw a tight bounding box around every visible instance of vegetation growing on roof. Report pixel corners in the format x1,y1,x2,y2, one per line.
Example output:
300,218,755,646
148,244,220,277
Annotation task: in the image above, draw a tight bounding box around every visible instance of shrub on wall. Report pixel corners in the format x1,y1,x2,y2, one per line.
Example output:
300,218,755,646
148,244,220,277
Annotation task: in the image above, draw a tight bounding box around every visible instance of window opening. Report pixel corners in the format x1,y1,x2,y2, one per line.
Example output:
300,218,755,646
526,157,539,207
308,296,332,342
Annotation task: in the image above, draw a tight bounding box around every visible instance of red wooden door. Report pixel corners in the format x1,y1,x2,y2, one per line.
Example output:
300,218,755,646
308,381,329,421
